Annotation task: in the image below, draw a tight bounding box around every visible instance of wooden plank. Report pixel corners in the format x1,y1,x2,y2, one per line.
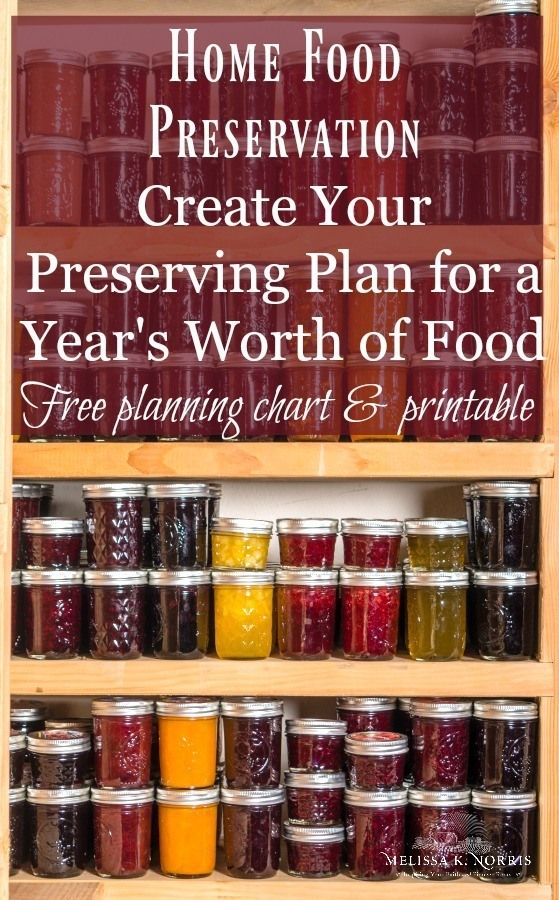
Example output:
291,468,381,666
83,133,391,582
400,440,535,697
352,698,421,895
10,884,101,900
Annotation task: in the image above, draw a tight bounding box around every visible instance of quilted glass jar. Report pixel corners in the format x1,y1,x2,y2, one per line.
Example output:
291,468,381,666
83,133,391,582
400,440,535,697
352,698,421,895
92,697,154,788
148,482,210,569
213,570,274,659
83,482,145,569
410,699,471,790
211,518,273,570
221,698,283,789
22,569,83,659
345,787,408,880
86,570,147,660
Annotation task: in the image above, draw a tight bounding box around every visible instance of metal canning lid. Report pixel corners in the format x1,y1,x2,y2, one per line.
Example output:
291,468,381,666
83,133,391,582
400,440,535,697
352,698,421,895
409,788,471,806
22,517,83,535
284,265,343,282
11,571,21,585
88,50,149,67
220,698,283,717
476,0,539,13
152,50,205,67
221,786,285,806
92,698,154,717
471,480,539,498
281,50,309,67
345,731,408,756
225,353,280,370
211,517,273,535
22,570,83,586
212,570,275,586
276,518,338,535
11,702,47,721
476,136,540,153
286,718,347,736
284,771,346,788
342,30,400,47
346,137,404,153
156,786,219,806
149,569,211,587
405,518,468,536
283,823,345,844
12,484,23,498
158,353,214,370
282,356,344,370
472,570,538,587
94,353,151,370
92,786,154,804
463,485,472,498
275,568,339,586
9,787,26,803
340,569,403,587
15,483,43,498
25,48,86,66
147,482,212,498
345,354,408,369
410,699,472,718
419,136,474,152
45,719,92,733
473,700,538,720
341,518,403,537
337,697,395,712
9,732,26,750
83,482,146,499
398,698,412,713
22,136,85,155
87,138,149,155
413,48,474,66
84,570,147,586
405,570,470,588
476,47,539,65
156,697,219,718
411,351,475,368
472,789,537,809
23,301,89,317
344,787,408,808
27,730,91,754
28,786,90,805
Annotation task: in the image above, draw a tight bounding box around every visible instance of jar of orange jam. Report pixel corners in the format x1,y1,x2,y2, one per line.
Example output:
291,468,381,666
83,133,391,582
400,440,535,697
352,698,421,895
211,518,273,570
157,785,219,877
156,698,219,789
347,266,408,355
345,356,408,440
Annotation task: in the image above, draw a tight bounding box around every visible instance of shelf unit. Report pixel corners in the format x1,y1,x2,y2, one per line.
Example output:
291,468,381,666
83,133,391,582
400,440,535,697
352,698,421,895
4,1,559,900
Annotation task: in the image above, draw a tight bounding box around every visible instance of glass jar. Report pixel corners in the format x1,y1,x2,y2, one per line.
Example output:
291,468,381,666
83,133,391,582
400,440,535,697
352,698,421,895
9,786,26,875
345,787,408,880
152,51,210,132
285,770,346,825
148,482,210,569
474,0,540,51
341,519,403,569
22,518,83,570
345,356,409,440
12,483,42,568
471,480,539,569
340,568,403,660
409,354,475,440
345,732,408,789
470,699,538,791
337,697,396,734
476,137,541,224
156,697,219,789
396,699,414,780
88,137,148,225
11,701,46,736
150,569,210,659
405,571,469,661
223,268,278,355
220,139,280,220
276,568,338,660
22,136,84,225
343,35,408,127
21,358,88,440
283,359,344,440
474,356,542,440
211,518,273,570
86,570,147,660
408,788,471,879
157,785,219,877
412,49,474,138
154,268,214,351
284,823,345,878
88,51,149,139
24,49,85,138
281,52,341,130
21,301,89,355
92,697,154,788
347,265,408,356
28,729,91,788
470,789,536,882
142,517,152,568
406,518,469,570
413,137,474,223
213,570,274,659
463,484,475,562
27,786,91,878
412,265,475,354
22,569,83,659
9,731,26,788
286,719,347,772
277,518,338,568
154,357,217,440
11,570,23,656
84,482,145,569
284,266,345,350
476,262,542,349
476,49,539,138
470,570,538,659
92,785,153,877
93,356,152,440
221,786,284,879
219,51,276,126
347,137,407,222
223,356,281,440
221,698,283,788
410,699,472,790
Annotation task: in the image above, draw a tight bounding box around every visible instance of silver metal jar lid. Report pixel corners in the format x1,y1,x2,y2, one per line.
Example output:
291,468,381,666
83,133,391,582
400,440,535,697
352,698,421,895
151,50,205,68
156,786,219,806
84,570,147,586
342,30,400,47
476,136,540,152
212,569,275,585
11,702,47,721
405,518,468,536
345,731,408,756
13,483,42,498
398,698,412,713
463,485,472,498
275,568,339,586
340,568,403,587
208,483,222,497
83,482,146,499
22,517,83,535
88,50,149,67
23,301,88,317
27,730,91,754
9,732,26,750
472,570,538,587
149,569,211,587
283,823,345,844
410,699,472,719
344,787,408,808
45,719,92,733
470,480,538,498
22,136,85,154
286,719,347,736
27,786,90,805
337,697,396,712
405,571,470,587
408,788,471,807
220,698,283,717
211,517,273,535
473,700,538,720
92,698,154,717
22,570,83,586
156,697,219,718
91,786,154,804
476,47,539,65
471,789,537,809
9,787,26,803
413,48,474,66
25,48,86,67
475,0,539,14
419,136,474,152
220,786,285,806
11,571,21,586
276,518,338,535
341,518,403,537
284,770,346,789
39,483,54,497
87,137,149,154
147,482,212,499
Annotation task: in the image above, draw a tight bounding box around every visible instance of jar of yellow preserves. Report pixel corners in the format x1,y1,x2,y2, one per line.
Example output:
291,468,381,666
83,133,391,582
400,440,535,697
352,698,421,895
405,570,469,661
212,569,275,659
405,519,468,571
156,697,219,789
211,518,273,570
157,785,219,877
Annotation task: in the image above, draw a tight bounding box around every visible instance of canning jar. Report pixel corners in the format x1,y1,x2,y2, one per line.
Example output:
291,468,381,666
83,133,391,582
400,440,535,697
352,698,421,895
12,483,41,567
410,354,475,440
93,356,152,440
406,518,469,570
340,568,403,660
220,139,280,219
22,569,83,659
347,265,408,356
92,785,153,877
476,137,541,224
156,697,219,789
22,136,84,225
24,49,85,138
284,823,345,878
470,570,538,659
286,719,347,772
221,786,285,879
476,262,542,349
405,571,469,661
276,568,338,660
471,480,539,569
219,51,276,126
28,729,91,788
283,359,344,441
27,786,91,878
341,519,403,569
413,137,474,224
150,569,210,659
345,787,408,880
22,518,83,570
476,49,539,138
285,770,346,825
223,356,282,440
11,571,23,656
211,518,272,570
284,267,344,350
155,357,217,440
152,139,214,223
396,699,414,780
470,789,536,882
345,732,408,790
277,518,338,568
412,265,475,354
86,570,147,660
9,732,26,788
408,788,471,879
475,356,542,440
470,699,538,791
222,698,283,788
92,697,154,788
410,699,471,790
157,785,219,877
88,137,148,225
152,51,209,129
9,786,25,875
412,49,475,137
21,301,89,355
474,0,540,51
281,52,341,130
84,482,145,569
11,701,46,736
347,137,407,222
222,269,278,355
337,697,396,733
343,34,408,127
463,484,475,562
345,357,409,440
22,358,88,440
213,569,274,659
88,51,149,139
148,482,209,569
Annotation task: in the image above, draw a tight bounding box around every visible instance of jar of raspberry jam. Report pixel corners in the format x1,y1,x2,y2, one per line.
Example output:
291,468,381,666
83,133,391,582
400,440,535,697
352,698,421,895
285,264,345,350
11,701,46,736
21,301,89,355
474,0,540,52
11,570,23,656
13,482,41,568
411,265,475,354
337,697,396,734
93,356,152,441
285,770,346,825
345,732,408,790
405,571,468,661
471,480,539,570
221,698,283,788
470,699,538,791
223,268,278,355
27,786,91,878
476,137,541,224
470,789,536,882
283,358,344,441
22,136,85,225
9,786,25,875
221,786,284,879
276,568,338,660
88,51,149,139
85,570,147,660
150,569,210,659
22,518,83,570
345,787,408,880
28,729,91,788
284,823,345,878
9,732,26,788
340,568,402,660
410,699,472,790
24,49,85,138
22,358,88,440
412,49,475,138
341,519,403,569
410,353,475,440
92,697,154,788
84,482,145,569
152,51,210,131
475,356,542,440
148,482,210,569
22,569,83,659
413,137,474,223
476,262,542,349
470,570,538,659
408,788,471,879
276,518,338,568
476,49,539,138
224,356,282,440
92,785,154,877
347,137,406,223
405,518,469,571
286,719,347,773
88,138,148,225
281,52,341,131
343,33,408,127
153,139,213,224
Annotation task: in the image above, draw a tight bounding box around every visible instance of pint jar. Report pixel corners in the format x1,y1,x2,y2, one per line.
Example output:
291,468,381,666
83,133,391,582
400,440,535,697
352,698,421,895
12,482,41,568
474,356,542,440
152,51,210,131
282,359,344,441
11,570,23,656
9,786,25,875
409,353,475,440
9,732,26,788
345,356,409,441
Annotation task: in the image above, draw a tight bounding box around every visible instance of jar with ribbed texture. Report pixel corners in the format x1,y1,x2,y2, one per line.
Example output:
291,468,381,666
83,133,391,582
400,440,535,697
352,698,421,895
213,569,274,659
211,518,273,570
84,483,145,569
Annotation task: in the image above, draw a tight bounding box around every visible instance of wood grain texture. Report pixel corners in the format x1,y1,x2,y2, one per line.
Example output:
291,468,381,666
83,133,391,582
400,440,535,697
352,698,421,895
16,0,488,15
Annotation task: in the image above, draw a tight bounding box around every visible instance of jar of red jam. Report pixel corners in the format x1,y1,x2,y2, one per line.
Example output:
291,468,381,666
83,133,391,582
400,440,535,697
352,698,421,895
345,732,408,790
283,359,344,441
86,570,147,660
23,136,84,225
12,483,41,568
84,482,145,569
410,699,471,790
474,0,540,51
155,355,217,439
347,137,407,222
277,518,338,568
341,519,403,569
476,262,542,350
22,569,83,659
93,355,152,440
223,268,278,355
471,480,539,570
11,701,46,736
22,518,83,570
21,358,88,440
345,787,408,880
340,568,402,660
148,482,210,569
154,140,216,225
470,699,537,791
284,823,345,878
345,356,409,441
281,53,341,131
476,49,539,138
408,787,471,879
284,266,344,351
470,570,538,659
24,49,85,138
9,731,26,788
221,785,284,879
88,51,149,139
27,786,91,878
410,353,475,440
9,786,25,875
28,729,91,788
21,301,89,355
343,33,408,127
150,568,210,659
471,789,536,882
221,698,283,789
412,264,475,354
220,139,280,220
285,770,346,825
286,719,347,773
476,137,541,224
92,698,153,788
474,356,542,440
276,568,338,660
88,138,148,225
92,785,154,877
219,51,276,127
224,356,282,440
413,137,474,223
337,697,396,734
152,51,210,131
11,570,24,656
412,49,475,138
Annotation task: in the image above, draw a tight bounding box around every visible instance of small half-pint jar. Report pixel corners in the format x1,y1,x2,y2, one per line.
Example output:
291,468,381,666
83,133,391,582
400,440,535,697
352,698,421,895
277,518,338,568
157,785,219,877
405,518,469,570
285,770,346,825
345,731,408,790
83,482,145,569
407,787,471,879
405,570,469,661
211,517,273,570
147,482,210,569
221,785,285,879
22,517,83,570
92,785,154,877
92,697,154,788
150,569,210,659
156,697,219,789
86,569,147,660
23,136,84,225
28,729,91,788
470,789,536,883
344,787,408,881
9,731,26,788
22,569,83,659
470,699,538,791
284,823,345,878
9,786,26,875
27,785,91,878
470,570,538,659
341,518,403,569
471,480,539,570
410,699,471,790
213,569,274,659
337,696,396,733
286,719,347,773
340,568,402,659
276,567,338,660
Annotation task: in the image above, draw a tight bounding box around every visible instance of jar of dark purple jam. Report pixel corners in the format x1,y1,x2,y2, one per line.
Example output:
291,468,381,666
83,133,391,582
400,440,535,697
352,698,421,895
12,482,42,568
28,729,91,788
470,699,538,791
476,136,541,225
276,568,338,660
471,481,539,570
92,785,154,877
150,568,210,659
286,719,347,773
408,788,471,879
276,518,338,568
470,789,536,882
285,770,345,825
221,786,284,879
11,701,46,736
474,0,540,51
39,483,54,516
413,136,474,223
337,697,396,734
88,51,149,139
463,485,475,562
412,49,475,138
22,569,83,659
470,570,538,659
84,482,145,569
147,482,210,569
341,568,403,660
345,732,408,790
411,699,471,790
11,570,24,655
86,570,147,660
9,786,26,875
221,698,283,788
284,823,345,878
92,698,154,788
10,732,26,788
28,786,91,877
22,517,83,570
345,787,408,880
341,519,403,570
